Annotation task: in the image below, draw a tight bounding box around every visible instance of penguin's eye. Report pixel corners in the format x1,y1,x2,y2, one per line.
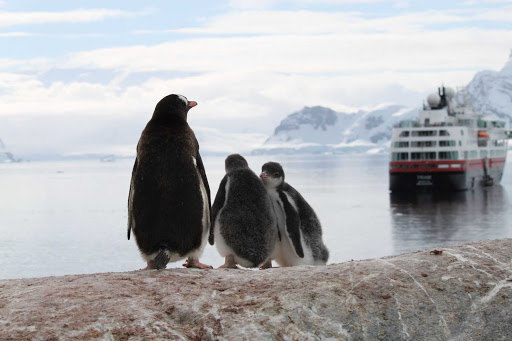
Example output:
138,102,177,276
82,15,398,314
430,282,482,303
273,172,280,177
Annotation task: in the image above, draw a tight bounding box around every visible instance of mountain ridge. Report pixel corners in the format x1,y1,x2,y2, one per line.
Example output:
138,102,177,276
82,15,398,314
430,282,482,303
253,55,512,155
253,104,417,155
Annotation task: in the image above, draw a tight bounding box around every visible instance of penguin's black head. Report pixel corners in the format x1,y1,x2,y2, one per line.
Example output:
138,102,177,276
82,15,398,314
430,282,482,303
153,94,197,122
260,162,284,188
225,154,249,173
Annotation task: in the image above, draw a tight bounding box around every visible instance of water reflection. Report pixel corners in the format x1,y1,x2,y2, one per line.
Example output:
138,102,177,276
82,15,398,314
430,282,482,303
390,186,510,255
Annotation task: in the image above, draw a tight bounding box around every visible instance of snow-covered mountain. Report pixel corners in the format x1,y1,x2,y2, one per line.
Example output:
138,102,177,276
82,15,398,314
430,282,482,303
0,138,19,163
252,105,417,155
464,51,512,123
254,52,512,155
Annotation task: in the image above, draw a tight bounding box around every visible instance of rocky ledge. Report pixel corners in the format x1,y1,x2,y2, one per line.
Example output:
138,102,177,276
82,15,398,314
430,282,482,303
1,239,512,340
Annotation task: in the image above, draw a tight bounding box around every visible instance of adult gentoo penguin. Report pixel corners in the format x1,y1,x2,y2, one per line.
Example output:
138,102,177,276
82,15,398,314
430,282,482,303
260,162,329,267
127,94,212,270
209,154,277,269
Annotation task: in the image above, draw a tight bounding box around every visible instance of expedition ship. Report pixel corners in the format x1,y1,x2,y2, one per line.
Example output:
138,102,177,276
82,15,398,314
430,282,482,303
389,86,511,191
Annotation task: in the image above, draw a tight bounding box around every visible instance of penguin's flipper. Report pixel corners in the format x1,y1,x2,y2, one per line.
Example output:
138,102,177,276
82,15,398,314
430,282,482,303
195,151,211,208
279,192,304,258
209,175,228,245
127,157,138,240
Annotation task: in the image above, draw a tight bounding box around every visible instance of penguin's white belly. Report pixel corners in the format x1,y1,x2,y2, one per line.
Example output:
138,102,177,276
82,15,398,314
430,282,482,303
268,191,316,267
186,157,210,259
214,221,253,268
212,177,252,267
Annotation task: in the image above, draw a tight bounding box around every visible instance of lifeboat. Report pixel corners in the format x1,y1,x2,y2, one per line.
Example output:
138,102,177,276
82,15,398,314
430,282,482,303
478,130,489,139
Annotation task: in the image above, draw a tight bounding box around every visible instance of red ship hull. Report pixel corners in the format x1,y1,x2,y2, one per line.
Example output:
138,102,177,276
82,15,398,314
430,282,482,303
389,158,506,191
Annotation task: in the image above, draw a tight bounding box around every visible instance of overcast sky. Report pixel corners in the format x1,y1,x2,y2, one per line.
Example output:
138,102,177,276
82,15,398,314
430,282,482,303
1,0,511,157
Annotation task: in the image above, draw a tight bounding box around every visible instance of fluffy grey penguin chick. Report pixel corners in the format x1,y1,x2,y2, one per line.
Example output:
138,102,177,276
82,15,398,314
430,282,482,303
209,154,277,269
260,162,329,267
127,94,212,270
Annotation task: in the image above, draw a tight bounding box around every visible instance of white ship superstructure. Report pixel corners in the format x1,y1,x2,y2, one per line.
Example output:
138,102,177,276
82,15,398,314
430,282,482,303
389,87,511,191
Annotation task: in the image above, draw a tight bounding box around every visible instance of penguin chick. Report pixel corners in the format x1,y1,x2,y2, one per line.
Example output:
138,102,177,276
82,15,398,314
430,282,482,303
210,154,277,268
260,162,329,267
127,94,212,270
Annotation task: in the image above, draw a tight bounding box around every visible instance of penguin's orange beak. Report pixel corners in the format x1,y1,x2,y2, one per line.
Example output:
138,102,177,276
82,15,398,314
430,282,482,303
188,101,197,108
260,172,270,178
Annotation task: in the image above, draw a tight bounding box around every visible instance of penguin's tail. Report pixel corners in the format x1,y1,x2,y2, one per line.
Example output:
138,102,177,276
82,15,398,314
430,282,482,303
152,249,171,270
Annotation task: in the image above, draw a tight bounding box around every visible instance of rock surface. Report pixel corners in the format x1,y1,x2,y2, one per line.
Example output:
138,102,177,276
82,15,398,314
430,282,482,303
1,239,512,340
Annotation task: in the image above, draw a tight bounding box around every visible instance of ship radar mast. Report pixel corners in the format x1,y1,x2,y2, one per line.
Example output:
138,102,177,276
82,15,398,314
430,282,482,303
426,86,455,115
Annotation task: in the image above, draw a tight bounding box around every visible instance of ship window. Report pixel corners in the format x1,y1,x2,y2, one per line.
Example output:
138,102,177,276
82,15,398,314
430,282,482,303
399,131,410,137
411,152,436,160
490,150,503,157
495,139,506,147
461,120,475,128
478,139,487,147
412,130,436,137
394,141,409,148
392,152,409,161
477,120,487,128
411,141,436,147
397,121,417,128
480,150,488,158
439,151,458,160
439,130,450,136
492,149,506,157
470,150,478,158
439,140,456,147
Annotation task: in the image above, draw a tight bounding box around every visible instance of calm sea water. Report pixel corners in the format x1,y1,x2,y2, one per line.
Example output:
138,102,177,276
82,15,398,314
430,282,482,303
1,153,511,280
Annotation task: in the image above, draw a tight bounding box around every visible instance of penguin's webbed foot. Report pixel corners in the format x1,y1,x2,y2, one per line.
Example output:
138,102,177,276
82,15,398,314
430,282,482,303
142,260,166,270
259,260,279,270
219,255,239,269
219,263,240,269
183,258,213,269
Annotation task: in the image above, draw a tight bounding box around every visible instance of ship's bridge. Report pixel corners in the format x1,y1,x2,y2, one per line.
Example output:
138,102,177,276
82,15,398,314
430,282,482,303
418,108,456,127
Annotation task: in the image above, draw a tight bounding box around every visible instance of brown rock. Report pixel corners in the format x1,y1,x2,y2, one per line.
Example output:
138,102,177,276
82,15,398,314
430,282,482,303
1,239,512,340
